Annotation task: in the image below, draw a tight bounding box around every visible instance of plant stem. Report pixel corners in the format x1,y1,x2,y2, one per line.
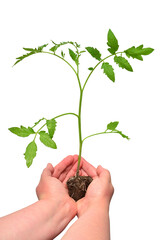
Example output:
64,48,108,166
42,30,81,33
82,131,112,143
75,52,124,176
76,88,83,177
41,51,82,90
54,112,78,119
33,112,78,141
83,52,124,91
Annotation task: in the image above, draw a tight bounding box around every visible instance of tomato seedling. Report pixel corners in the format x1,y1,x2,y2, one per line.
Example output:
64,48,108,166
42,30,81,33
9,29,154,177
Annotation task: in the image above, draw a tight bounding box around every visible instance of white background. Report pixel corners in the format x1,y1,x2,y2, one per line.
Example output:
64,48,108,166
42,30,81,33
0,0,163,239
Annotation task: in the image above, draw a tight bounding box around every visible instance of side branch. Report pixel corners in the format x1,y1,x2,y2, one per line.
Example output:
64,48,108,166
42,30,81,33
82,131,112,143
82,51,124,91
42,51,82,90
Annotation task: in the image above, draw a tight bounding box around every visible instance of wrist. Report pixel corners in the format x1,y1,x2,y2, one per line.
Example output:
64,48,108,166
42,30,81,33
38,198,76,238
77,197,109,218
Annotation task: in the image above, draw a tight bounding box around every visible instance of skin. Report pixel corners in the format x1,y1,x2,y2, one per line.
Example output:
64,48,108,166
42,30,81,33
53,155,114,240
0,161,77,240
0,155,114,240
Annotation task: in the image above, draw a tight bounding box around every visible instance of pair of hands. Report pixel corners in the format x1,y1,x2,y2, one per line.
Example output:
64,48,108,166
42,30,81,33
36,154,114,220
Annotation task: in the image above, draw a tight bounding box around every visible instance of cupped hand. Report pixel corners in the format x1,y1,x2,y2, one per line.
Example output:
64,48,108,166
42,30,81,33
77,164,114,217
52,155,114,217
36,161,76,215
52,155,97,186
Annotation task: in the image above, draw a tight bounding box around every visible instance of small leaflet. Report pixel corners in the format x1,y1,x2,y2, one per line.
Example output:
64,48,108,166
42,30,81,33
46,118,57,139
101,62,115,82
85,47,102,61
9,126,35,137
107,121,119,130
69,49,78,65
107,29,119,54
24,141,37,168
114,56,133,72
39,131,57,149
124,45,154,61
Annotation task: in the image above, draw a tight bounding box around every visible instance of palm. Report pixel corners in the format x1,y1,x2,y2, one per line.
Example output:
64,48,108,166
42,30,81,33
53,155,97,214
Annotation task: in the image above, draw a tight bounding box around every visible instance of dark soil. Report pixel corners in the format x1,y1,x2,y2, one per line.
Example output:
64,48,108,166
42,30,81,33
67,176,93,201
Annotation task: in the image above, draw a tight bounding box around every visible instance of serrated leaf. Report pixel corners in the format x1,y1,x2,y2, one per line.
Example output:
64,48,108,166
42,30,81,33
49,45,58,52
116,130,130,140
9,126,35,137
107,121,119,130
124,45,154,61
46,119,57,138
39,131,57,149
101,62,115,82
13,51,35,66
49,41,80,55
24,141,37,168
85,47,101,61
37,44,48,52
107,48,117,55
13,44,48,66
114,56,133,72
107,29,119,54
69,49,78,64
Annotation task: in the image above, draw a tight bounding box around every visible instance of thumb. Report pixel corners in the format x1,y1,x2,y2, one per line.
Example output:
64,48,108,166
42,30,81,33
42,163,54,177
96,165,104,177
96,165,111,182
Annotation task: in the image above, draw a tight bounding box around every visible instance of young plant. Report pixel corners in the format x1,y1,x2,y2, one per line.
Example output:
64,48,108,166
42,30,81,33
9,29,153,198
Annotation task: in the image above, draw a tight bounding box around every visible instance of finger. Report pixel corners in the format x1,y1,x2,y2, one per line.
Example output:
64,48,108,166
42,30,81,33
58,164,73,182
80,169,88,176
63,162,78,185
53,155,74,178
73,155,97,177
97,165,111,182
42,163,54,177
63,156,97,183
80,157,97,178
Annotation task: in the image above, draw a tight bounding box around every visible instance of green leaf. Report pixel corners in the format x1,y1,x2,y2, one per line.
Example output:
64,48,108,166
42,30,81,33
69,49,78,64
23,47,35,51
61,50,65,58
116,130,130,140
39,131,57,149
13,51,35,66
107,29,119,54
49,45,58,52
101,62,115,82
114,56,133,72
24,141,37,168
107,121,119,130
88,67,94,71
9,126,35,137
13,44,48,66
37,44,48,52
124,45,154,61
46,119,57,138
85,47,101,61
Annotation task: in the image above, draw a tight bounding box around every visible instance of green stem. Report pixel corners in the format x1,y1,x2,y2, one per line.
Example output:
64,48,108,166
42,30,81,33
76,88,83,177
33,123,46,141
41,51,82,90
82,131,112,143
83,52,124,91
54,112,78,119
33,112,78,141
75,52,125,176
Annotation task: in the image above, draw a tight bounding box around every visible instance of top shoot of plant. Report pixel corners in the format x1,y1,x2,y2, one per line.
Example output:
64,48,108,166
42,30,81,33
9,29,154,176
